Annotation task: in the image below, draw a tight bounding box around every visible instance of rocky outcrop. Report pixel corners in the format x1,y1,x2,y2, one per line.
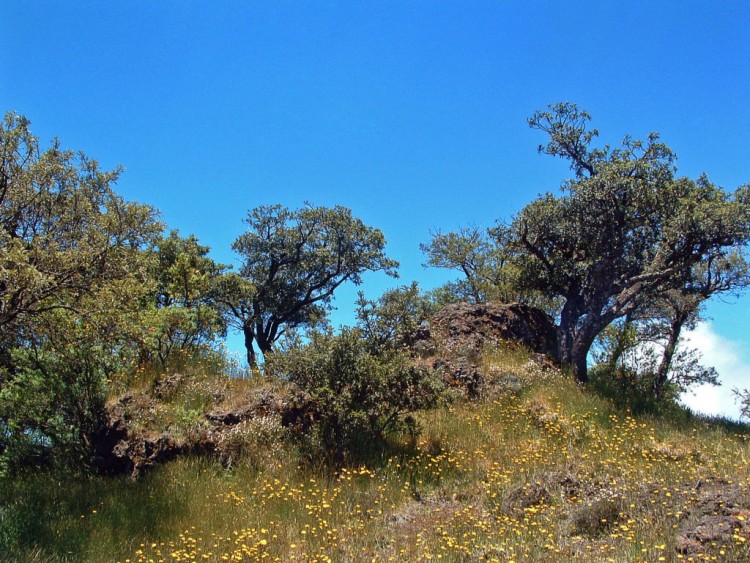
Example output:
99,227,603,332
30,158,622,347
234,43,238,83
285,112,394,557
92,378,292,479
675,479,750,556
422,302,558,360
412,302,559,396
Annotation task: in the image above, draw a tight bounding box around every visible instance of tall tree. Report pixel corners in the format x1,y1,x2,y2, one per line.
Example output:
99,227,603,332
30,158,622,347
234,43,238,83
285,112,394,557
0,112,160,338
494,102,750,383
218,204,398,367
0,112,161,468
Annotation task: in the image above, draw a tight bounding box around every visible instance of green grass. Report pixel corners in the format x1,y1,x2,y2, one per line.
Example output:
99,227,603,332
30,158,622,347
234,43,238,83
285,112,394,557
2,346,749,562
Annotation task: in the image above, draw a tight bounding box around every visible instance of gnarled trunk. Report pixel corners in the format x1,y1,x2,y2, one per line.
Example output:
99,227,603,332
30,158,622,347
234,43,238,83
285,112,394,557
242,324,257,369
557,302,608,384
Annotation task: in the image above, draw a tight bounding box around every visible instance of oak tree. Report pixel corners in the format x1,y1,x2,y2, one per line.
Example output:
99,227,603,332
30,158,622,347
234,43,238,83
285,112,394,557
219,204,398,367
495,103,750,383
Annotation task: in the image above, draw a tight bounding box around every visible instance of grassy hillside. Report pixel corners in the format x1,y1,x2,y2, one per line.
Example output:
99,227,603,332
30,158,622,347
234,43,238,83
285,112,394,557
2,346,749,562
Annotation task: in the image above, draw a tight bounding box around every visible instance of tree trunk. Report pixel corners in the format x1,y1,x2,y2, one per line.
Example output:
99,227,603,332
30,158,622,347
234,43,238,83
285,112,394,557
653,312,688,400
556,300,578,368
558,307,606,384
571,335,594,383
242,324,257,369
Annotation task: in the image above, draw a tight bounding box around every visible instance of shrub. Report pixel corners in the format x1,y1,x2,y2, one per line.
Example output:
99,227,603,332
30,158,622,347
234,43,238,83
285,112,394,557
570,497,624,538
588,363,689,418
266,328,447,461
0,339,113,474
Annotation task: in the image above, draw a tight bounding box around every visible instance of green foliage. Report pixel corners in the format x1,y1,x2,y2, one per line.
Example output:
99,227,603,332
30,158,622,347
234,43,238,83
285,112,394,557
0,264,155,473
355,282,434,352
590,319,719,414
136,230,228,365
218,204,398,366
494,102,750,382
420,226,506,304
266,328,447,461
0,112,161,471
0,111,161,338
420,226,561,313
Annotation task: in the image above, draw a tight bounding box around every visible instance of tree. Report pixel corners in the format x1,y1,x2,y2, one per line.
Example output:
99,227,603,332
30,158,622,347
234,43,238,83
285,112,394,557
494,102,750,383
420,226,504,304
1,273,152,470
648,252,749,398
355,282,434,352
591,252,749,403
136,230,228,365
421,225,562,313
0,112,161,469
218,204,399,367
0,111,160,340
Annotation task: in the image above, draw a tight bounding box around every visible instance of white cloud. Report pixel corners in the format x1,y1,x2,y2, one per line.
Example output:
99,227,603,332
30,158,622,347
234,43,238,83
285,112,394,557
680,322,750,420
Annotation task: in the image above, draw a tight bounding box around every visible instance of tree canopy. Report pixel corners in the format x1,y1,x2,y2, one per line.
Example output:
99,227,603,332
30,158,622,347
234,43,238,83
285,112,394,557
0,112,162,468
494,102,750,382
0,112,160,336
218,204,399,367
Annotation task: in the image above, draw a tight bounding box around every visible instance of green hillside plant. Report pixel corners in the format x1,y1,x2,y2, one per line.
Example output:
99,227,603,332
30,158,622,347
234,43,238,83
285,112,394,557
266,327,447,462
0,112,161,471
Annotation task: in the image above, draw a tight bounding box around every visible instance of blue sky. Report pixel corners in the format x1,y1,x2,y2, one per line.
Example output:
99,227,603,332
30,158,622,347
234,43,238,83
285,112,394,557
2,1,749,416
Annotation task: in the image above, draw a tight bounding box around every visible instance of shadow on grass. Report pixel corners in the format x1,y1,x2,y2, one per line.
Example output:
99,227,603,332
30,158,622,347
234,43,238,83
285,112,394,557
0,464,189,561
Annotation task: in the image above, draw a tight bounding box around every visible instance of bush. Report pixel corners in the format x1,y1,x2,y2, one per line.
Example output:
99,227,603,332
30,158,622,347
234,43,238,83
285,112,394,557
570,497,624,538
588,363,688,418
0,340,113,474
266,328,447,461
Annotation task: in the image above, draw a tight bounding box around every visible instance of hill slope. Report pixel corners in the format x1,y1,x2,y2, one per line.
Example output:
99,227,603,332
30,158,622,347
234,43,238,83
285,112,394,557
2,345,749,562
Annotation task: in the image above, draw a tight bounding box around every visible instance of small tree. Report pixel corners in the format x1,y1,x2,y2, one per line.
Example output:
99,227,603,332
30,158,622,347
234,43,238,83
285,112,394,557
649,252,749,398
420,226,506,304
219,204,398,367
355,282,434,352
733,388,750,421
421,225,562,313
137,230,228,365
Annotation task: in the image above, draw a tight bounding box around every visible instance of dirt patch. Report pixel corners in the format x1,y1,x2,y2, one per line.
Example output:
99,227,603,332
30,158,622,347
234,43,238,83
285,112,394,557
675,479,750,556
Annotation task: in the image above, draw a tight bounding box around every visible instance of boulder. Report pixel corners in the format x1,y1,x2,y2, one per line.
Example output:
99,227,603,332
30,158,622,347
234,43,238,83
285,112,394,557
421,301,559,360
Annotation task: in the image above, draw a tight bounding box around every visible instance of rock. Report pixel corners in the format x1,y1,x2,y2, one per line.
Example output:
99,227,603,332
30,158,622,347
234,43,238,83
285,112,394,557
92,416,132,476
674,480,750,556
676,510,750,555
205,404,255,425
424,301,558,361
432,356,484,397
412,338,436,358
152,372,184,400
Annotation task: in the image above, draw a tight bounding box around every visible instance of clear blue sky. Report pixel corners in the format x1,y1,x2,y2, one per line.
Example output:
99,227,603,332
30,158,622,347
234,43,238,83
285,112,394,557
2,2,749,412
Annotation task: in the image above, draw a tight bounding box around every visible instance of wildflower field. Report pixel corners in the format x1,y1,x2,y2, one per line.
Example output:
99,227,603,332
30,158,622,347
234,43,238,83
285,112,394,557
2,349,749,562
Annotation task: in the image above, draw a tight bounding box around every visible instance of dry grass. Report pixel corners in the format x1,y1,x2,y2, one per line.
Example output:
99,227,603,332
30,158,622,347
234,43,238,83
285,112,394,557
3,346,750,562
